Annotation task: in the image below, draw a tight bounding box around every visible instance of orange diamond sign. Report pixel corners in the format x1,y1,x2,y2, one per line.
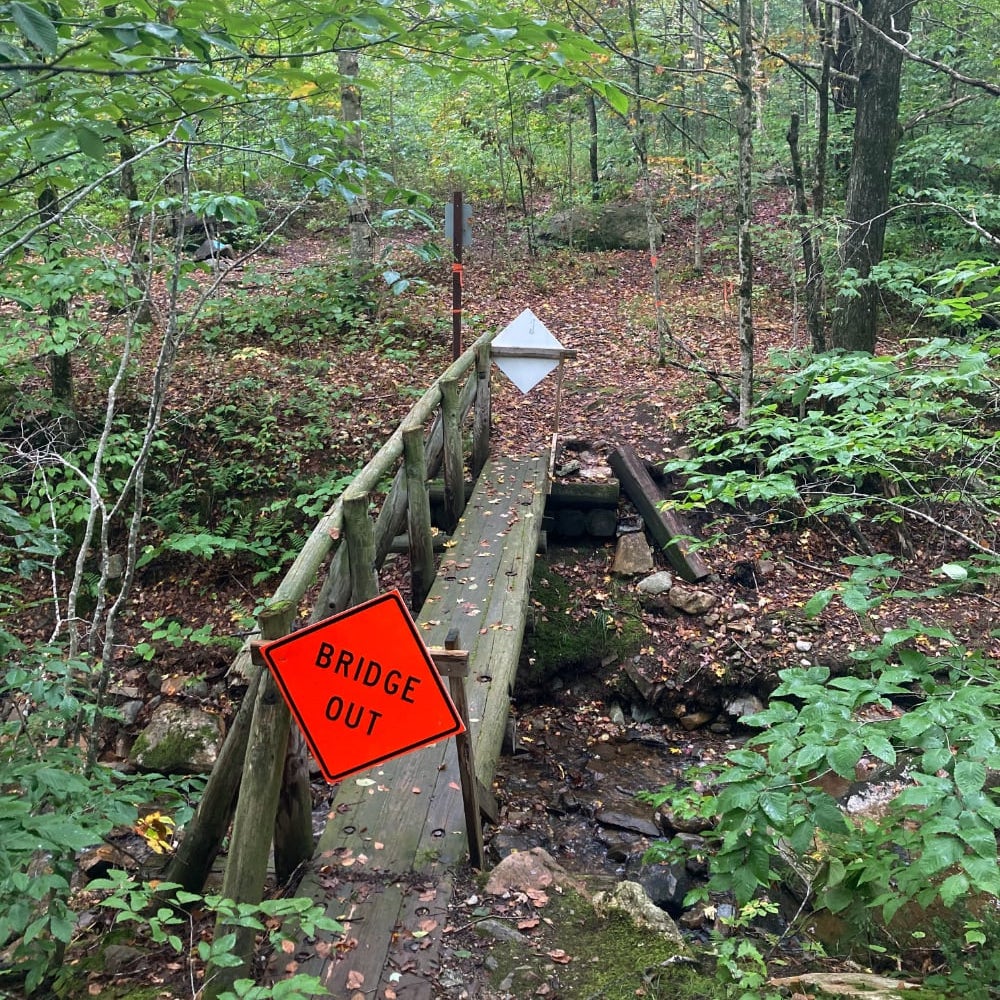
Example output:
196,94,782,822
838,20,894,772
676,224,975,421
259,590,465,784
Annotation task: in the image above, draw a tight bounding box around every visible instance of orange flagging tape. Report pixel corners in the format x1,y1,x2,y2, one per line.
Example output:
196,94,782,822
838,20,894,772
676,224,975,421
650,255,658,267
452,262,464,287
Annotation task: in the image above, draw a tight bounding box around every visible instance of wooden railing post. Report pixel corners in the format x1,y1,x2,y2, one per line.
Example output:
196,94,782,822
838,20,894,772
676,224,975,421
161,664,264,894
402,421,435,611
472,341,491,479
343,492,379,604
205,601,297,999
439,374,465,532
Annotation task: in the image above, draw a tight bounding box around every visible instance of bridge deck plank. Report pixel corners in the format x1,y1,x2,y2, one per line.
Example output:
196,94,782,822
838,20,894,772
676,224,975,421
293,452,549,996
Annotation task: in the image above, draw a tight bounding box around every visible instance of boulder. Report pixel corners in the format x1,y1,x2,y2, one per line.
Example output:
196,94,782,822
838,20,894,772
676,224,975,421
485,847,587,898
538,202,661,251
612,532,654,575
129,702,224,774
637,571,674,595
591,881,687,946
667,585,718,615
633,861,699,917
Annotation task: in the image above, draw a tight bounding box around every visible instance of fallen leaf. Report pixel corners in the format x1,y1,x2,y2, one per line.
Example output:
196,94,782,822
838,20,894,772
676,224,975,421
547,949,572,964
346,970,365,989
518,917,540,929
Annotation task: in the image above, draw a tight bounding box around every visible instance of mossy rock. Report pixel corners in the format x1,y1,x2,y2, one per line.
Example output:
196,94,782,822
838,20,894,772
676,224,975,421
538,202,662,251
480,876,719,999
129,702,223,774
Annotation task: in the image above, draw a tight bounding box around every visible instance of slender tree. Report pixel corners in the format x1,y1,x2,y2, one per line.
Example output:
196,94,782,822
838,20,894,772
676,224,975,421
736,0,755,425
829,0,915,352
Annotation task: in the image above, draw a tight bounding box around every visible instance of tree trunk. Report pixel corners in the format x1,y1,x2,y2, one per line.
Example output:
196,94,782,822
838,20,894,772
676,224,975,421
690,0,706,274
736,0,755,426
120,131,153,325
787,113,826,352
829,0,914,353
339,49,372,270
587,94,599,201
37,188,74,410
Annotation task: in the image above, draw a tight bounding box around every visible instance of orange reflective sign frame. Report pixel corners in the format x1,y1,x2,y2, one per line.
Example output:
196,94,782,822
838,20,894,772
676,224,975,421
259,590,465,784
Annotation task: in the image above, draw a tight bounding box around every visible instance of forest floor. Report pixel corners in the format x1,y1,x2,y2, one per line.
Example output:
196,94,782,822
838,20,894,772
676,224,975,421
24,195,1000,998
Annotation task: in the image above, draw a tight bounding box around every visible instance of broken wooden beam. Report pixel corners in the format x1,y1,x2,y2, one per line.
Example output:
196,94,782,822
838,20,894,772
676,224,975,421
609,445,711,583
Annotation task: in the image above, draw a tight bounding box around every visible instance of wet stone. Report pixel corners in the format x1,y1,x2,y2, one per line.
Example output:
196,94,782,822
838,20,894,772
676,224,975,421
679,711,715,731
474,919,530,945
595,809,660,839
632,861,698,917
595,829,638,863
488,831,539,861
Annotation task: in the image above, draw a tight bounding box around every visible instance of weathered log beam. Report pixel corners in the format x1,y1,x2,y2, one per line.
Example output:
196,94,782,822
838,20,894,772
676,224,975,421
548,478,620,509
609,445,710,583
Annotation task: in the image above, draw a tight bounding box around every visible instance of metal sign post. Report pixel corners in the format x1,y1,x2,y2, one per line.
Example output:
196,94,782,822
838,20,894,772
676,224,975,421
444,192,472,361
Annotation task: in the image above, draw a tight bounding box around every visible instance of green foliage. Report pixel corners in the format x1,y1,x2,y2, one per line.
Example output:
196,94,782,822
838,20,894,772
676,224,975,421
90,873,340,999
133,616,220,661
711,900,783,1000
0,642,204,992
652,336,1000,989
926,910,1000,999
663,341,1000,539
925,260,1000,327
643,555,1000,982
199,265,376,348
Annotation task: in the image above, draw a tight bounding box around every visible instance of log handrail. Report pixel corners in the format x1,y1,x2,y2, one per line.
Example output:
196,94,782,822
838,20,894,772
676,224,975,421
168,326,500,904
270,325,498,610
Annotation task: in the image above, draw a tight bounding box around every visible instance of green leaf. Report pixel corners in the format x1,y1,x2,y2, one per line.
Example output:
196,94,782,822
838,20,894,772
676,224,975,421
827,737,864,779
954,759,986,797
937,872,969,907
921,747,952,773
863,731,897,765
812,795,848,834
840,586,872,613
10,1,58,55
75,125,106,161
802,589,834,617
939,562,968,581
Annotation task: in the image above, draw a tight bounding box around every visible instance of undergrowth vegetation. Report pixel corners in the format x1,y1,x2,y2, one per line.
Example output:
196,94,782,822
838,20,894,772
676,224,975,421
643,336,1000,997
0,259,444,993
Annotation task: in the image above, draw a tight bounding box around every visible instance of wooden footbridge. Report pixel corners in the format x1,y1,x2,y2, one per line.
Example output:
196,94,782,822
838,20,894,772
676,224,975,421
165,327,558,998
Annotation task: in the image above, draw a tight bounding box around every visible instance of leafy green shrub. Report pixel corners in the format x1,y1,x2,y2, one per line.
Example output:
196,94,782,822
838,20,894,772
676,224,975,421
199,265,376,348
663,341,1000,544
89,874,341,1000
648,341,1000,990
0,642,205,993
925,259,1000,327
642,552,1000,992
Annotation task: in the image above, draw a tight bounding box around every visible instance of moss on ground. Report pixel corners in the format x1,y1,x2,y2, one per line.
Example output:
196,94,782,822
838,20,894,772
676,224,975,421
481,883,721,999
520,551,647,693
